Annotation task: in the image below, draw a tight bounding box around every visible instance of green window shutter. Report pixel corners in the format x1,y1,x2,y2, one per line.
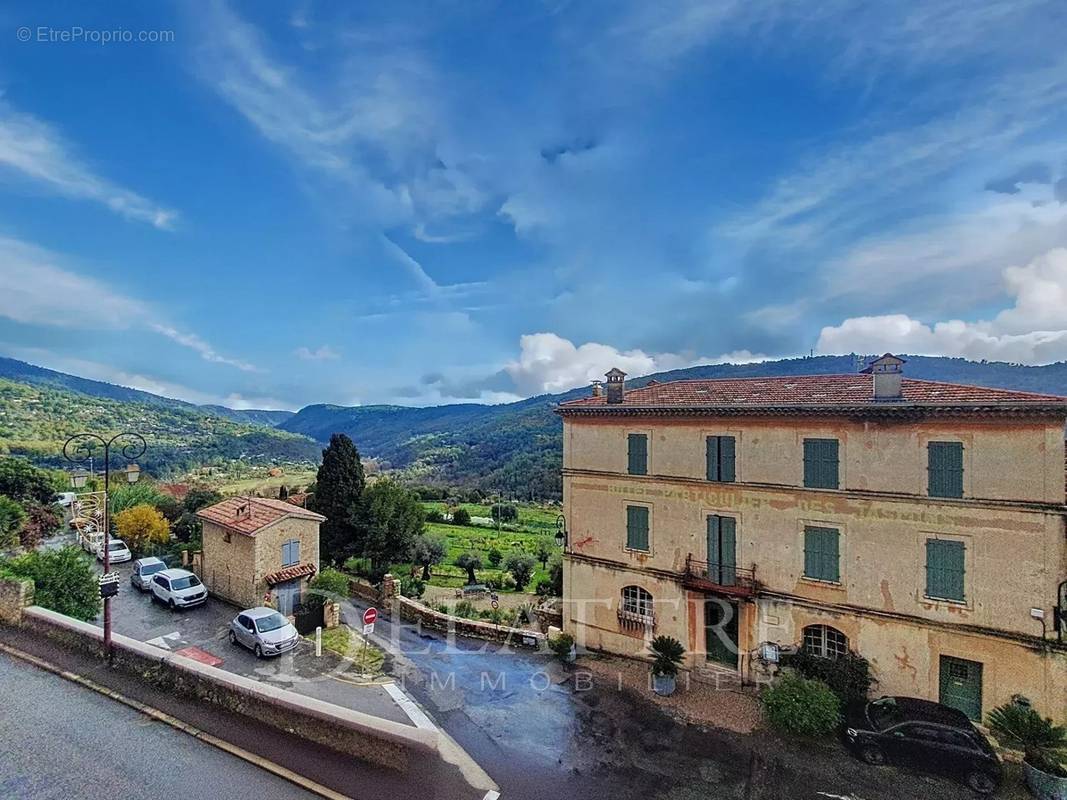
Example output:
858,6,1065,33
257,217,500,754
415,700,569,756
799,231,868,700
706,436,737,482
719,436,736,482
804,526,839,582
719,516,737,585
626,505,649,551
627,434,648,475
804,439,839,489
926,539,965,601
707,514,721,563
706,436,720,481
928,442,964,498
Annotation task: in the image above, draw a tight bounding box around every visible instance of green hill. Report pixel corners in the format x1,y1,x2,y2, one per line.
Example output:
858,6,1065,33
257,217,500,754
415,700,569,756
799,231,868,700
0,377,318,476
279,354,1067,499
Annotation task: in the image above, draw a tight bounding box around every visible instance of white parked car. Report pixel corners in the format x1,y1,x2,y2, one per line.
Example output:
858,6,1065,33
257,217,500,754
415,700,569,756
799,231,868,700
229,607,300,658
97,538,132,564
150,568,207,610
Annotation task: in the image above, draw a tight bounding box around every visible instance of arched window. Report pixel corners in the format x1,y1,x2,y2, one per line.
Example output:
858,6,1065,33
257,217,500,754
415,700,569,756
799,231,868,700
621,585,653,618
802,624,848,659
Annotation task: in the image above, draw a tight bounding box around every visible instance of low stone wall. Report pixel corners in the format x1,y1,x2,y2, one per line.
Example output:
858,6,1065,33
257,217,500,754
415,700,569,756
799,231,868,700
395,595,547,648
0,577,33,625
18,606,437,771
348,577,380,604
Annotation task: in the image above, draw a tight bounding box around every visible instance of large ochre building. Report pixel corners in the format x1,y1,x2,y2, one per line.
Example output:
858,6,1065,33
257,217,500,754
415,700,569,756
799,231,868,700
557,357,1067,723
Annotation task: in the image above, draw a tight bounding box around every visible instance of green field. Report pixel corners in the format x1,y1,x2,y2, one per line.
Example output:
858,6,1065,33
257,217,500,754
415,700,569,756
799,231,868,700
417,502,562,592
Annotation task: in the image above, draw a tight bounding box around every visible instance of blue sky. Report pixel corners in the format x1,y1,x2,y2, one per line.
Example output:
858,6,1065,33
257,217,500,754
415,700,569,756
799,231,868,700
1,1,1066,410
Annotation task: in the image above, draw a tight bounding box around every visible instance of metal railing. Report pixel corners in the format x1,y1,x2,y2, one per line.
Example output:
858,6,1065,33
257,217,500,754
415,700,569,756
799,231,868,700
683,554,759,595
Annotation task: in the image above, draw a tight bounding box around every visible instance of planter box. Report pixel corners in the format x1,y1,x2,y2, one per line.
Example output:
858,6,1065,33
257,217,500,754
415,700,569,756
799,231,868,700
1025,762,1067,800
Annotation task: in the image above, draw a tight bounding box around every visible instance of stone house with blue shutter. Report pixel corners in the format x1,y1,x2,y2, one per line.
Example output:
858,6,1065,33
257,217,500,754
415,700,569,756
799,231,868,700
557,356,1067,723
197,496,324,613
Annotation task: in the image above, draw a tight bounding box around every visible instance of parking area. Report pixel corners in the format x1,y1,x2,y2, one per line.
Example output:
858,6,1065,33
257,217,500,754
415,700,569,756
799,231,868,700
93,559,415,726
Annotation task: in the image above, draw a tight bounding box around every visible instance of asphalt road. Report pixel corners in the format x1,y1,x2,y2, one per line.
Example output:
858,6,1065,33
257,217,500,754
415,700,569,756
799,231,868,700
95,557,412,725
0,652,318,800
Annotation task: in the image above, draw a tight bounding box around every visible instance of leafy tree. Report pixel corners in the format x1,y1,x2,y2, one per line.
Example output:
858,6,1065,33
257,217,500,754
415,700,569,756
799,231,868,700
0,457,56,505
114,504,171,554
310,434,365,564
425,508,444,523
354,478,423,576
534,537,554,569
451,508,471,526
486,547,503,568
412,534,446,580
183,486,222,512
308,567,350,604
503,552,536,591
21,502,60,550
490,503,517,522
5,547,100,621
455,552,482,585
278,485,289,500
400,575,425,599
547,554,563,596
0,495,27,550
109,482,167,515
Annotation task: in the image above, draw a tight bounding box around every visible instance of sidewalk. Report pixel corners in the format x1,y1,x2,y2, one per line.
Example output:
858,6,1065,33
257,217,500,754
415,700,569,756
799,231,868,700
0,625,488,800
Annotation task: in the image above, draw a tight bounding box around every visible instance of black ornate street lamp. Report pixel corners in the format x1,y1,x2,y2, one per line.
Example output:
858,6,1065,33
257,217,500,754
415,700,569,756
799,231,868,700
63,432,146,656
555,514,568,550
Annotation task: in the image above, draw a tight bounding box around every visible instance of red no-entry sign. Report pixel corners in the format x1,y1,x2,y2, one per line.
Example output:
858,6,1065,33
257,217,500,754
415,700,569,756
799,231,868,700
363,607,378,626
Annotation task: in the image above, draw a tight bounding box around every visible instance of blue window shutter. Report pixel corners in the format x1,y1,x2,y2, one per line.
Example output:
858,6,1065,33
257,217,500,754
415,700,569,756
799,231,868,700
706,436,720,481
720,436,736,482
291,539,300,564
628,434,648,475
627,506,649,551
928,442,964,498
282,541,291,566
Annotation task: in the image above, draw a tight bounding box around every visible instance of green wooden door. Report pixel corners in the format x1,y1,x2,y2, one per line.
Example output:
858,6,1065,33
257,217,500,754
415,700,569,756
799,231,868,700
939,655,983,721
707,515,737,586
704,597,739,668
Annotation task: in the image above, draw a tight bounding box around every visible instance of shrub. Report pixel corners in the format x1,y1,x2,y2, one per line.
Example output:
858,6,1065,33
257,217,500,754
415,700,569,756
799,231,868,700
5,547,100,621
21,502,60,549
454,600,477,619
549,632,575,662
486,547,503,568
535,578,554,597
425,508,444,523
309,568,351,603
988,702,1067,776
451,508,471,526
760,672,842,737
400,575,425,599
547,555,563,596
0,495,27,550
113,504,171,555
516,602,535,625
785,650,872,704
435,603,449,614
649,635,686,677
490,504,518,522
502,575,517,591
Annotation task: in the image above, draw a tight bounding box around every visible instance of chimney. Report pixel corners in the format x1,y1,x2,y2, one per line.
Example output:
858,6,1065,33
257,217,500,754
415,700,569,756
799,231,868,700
861,353,906,400
235,501,249,518
604,367,627,404
590,380,603,398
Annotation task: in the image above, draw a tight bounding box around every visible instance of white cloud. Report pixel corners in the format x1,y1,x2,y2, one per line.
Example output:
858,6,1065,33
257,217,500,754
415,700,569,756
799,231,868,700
502,332,764,395
295,344,340,361
816,248,1067,363
0,99,177,229
0,235,260,373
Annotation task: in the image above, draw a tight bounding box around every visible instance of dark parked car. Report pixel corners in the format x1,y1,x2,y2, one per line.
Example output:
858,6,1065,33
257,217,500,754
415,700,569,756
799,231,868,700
843,696,1002,794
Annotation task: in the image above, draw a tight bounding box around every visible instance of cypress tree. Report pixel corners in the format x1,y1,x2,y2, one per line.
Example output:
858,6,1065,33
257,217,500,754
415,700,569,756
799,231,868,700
310,433,365,564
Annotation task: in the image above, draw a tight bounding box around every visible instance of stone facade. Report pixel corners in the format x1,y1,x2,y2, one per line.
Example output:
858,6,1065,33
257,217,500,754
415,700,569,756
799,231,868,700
198,499,323,610
0,577,33,625
560,391,1067,723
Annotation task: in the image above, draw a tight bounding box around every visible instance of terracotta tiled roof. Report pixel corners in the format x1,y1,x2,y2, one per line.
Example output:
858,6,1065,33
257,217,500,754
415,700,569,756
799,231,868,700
286,493,310,508
196,496,325,537
558,374,1067,414
264,562,317,586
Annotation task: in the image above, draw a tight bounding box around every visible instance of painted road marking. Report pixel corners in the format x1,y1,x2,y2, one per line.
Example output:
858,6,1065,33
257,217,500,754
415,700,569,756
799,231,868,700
816,792,867,800
175,646,224,667
383,681,436,730
145,631,182,650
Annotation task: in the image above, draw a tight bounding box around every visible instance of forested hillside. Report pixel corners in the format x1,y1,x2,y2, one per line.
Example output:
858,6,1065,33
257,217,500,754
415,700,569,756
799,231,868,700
0,378,318,475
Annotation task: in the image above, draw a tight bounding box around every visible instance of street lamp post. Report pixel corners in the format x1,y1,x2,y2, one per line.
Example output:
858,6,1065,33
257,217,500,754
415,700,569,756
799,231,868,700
63,432,146,656
555,514,568,551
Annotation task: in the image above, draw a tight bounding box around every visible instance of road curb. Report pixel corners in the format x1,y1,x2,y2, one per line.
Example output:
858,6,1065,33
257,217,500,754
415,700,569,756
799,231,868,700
0,640,353,800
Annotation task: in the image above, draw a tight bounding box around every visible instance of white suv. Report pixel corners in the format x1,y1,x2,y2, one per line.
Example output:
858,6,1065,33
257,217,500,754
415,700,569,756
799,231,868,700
150,569,207,610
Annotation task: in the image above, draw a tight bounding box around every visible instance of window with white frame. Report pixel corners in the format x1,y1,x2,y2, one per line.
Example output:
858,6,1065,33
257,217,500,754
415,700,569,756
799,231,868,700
621,585,653,618
802,624,848,659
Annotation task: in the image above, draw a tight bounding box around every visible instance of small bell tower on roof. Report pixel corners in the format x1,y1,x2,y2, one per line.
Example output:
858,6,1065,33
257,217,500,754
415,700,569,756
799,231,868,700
604,367,627,404
861,353,906,400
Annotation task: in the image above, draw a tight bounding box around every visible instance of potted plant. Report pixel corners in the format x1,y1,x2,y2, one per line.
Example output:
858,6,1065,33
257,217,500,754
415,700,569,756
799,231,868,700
649,635,685,696
549,632,576,664
988,702,1067,800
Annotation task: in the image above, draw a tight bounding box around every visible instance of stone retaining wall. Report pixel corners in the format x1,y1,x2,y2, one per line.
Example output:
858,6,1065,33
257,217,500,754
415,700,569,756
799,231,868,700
0,577,33,625
17,606,437,771
394,595,547,648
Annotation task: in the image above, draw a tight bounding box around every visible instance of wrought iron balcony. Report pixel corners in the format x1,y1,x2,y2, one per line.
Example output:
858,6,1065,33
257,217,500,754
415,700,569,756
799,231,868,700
683,554,759,597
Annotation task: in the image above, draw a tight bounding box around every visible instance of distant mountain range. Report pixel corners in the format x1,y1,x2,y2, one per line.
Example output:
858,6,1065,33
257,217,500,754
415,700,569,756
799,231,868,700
3,353,1066,496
